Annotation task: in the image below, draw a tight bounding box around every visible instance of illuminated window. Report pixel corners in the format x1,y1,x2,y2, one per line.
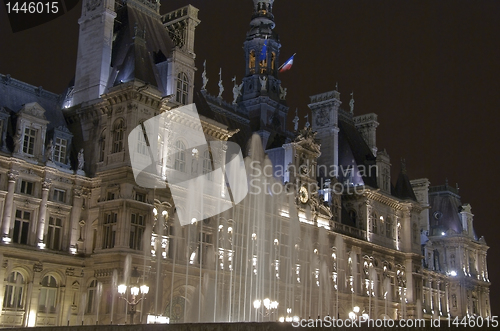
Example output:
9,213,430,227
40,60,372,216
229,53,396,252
174,140,186,172
176,73,189,105
112,119,124,153
22,127,36,155
46,217,63,250
271,52,276,71
130,213,145,250
54,137,67,163
39,275,58,313
249,50,256,73
3,271,25,309
13,209,30,244
103,212,117,249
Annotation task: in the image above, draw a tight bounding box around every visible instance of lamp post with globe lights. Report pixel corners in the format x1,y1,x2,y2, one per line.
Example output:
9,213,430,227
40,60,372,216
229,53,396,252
253,298,278,321
117,267,149,324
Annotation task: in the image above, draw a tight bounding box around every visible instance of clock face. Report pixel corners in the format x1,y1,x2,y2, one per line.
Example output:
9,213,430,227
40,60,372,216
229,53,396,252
299,186,309,204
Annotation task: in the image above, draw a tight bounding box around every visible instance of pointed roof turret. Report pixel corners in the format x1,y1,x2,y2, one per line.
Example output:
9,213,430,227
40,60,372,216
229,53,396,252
393,159,417,201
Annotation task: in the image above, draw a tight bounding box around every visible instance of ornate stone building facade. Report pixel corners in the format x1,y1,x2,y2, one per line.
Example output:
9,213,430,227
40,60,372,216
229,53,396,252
0,0,490,327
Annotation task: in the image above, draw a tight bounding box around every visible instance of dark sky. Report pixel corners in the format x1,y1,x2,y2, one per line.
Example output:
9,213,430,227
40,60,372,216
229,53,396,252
1,0,500,315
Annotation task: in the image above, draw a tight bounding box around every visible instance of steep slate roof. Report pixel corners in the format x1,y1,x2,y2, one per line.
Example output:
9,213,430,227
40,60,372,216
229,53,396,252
107,2,174,93
195,91,253,155
337,110,378,188
0,74,67,133
428,185,470,237
393,166,418,201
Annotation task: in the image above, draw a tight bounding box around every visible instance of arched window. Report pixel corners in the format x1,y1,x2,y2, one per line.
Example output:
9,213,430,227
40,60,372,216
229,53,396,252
176,73,189,105
371,212,378,234
39,275,58,313
86,280,98,313
174,140,186,172
386,217,392,238
99,129,106,162
112,120,125,153
249,50,256,74
202,149,212,181
3,271,25,309
271,52,276,71
412,223,418,242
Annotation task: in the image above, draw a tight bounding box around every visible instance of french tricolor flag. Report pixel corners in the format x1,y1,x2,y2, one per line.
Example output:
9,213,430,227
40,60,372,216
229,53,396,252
279,54,295,73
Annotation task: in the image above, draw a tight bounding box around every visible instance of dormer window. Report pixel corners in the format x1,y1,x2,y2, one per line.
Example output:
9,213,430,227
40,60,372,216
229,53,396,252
14,103,49,161
23,127,36,155
54,137,67,163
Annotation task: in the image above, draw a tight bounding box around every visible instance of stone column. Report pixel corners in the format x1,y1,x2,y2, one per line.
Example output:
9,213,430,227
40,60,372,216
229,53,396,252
69,187,83,253
2,170,18,242
37,179,51,248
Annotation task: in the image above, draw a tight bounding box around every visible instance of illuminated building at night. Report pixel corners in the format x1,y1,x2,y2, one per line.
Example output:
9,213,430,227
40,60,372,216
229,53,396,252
0,0,490,327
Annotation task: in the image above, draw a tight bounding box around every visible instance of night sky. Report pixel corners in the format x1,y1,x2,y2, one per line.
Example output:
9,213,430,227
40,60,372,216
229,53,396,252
1,0,500,315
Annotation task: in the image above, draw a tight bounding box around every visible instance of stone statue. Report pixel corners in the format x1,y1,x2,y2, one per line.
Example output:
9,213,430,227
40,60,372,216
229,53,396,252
202,60,208,90
13,129,21,153
292,108,299,131
232,77,243,104
304,114,310,128
77,149,84,170
46,139,54,162
280,86,287,100
259,75,267,92
349,91,355,114
217,68,224,98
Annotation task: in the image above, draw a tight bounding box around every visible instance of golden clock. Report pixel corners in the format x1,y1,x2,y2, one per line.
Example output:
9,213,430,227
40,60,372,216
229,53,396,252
299,185,309,203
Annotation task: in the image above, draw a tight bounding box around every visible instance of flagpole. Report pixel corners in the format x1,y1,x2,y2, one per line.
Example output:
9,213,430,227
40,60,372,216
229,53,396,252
278,53,296,71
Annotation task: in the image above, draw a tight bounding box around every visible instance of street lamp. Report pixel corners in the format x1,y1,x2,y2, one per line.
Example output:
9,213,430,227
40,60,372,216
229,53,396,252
118,267,149,324
253,298,278,320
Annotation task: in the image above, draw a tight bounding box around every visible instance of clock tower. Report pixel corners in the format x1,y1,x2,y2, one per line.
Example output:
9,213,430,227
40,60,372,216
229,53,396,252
283,126,332,221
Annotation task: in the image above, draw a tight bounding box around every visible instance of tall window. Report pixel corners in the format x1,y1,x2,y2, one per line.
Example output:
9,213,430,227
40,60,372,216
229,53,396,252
46,217,63,250
386,217,392,239
371,212,377,234
103,212,117,249
130,213,145,250
112,120,124,153
99,129,106,162
3,271,24,309
202,149,213,181
176,73,189,105
23,127,36,155
54,137,67,163
137,126,149,155
86,280,98,313
174,140,186,172
249,50,256,74
412,223,418,242
13,209,30,244
39,275,58,313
